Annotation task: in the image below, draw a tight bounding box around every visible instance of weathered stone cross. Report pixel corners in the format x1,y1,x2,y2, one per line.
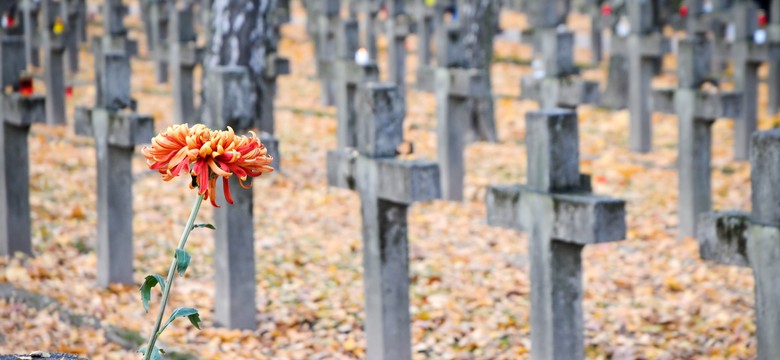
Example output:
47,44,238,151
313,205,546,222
486,109,627,359
417,24,484,201
0,26,46,256
73,47,154,287
202,66,279,329
324,18,379,148
40,0,68,125
626,0,670,152
697,128,780,359
519,10,600,109
730,1,777,160
326,82,441,360
314,0,340,106
169,1,203,124
651,38,741,238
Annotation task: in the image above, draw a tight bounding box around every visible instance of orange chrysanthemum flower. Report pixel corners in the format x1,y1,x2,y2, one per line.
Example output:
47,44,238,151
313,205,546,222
142,124,274,207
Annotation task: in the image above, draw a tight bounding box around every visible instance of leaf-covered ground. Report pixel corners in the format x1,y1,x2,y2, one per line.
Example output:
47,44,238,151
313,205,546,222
0,2,768,359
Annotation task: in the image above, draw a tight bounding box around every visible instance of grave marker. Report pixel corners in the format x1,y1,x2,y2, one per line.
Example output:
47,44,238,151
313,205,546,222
21,0,40,67
0,28,46,256
626,0,670,152
519,29,600,109
418,24,485,201
169,1,202,124
697,128,780,359
315,0,340,106
327,82,441,360
328,18,379,148
485,109,626,360
73,47,154,287
149,0,169,83
519,1,600,110
651,38,741,238
385,0,410,97
40,0,67,125
202,66,280,329
730,1,776,160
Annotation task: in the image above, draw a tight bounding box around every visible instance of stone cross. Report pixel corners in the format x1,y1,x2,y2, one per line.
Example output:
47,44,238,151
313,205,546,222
149,0,169,84
169,1,203,124
626,0,670,153
360,0,380,59
327,18,379,148
519,28,600,109
40,0,67,125
73,108,153,287
326,83,441,360
73,46,154,287
21,0,40,67
766,0,780,115
258,53,290,137
414,1,437,71
63,0,85,73
0,28,46,256
315,0,340,106
485,109,627,360
385,0,411,97
201,66,279,329
587,0,611,65
651,38,741,238
96,0,138,55
697,128,780,359
730,1,776,160
418,24,485,201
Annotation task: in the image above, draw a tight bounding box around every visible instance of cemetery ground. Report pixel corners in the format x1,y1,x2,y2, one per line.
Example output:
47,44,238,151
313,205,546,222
0,3,765,359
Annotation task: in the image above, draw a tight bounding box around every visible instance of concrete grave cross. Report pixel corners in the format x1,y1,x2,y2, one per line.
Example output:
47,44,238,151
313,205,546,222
64,0,84,73
697,128,780,359
149,0,170,84
328,18,379,148
95,0,138,55
21,0,41,67
626,0,670,152
326,83,441,360
202,66,280,330
73,107,154,287
730,1,780,160
258,53,290,136
40,0,68,125
315,0,340,106
486,109,626,360
651,38,742,239
519,28,600,109
766,0,780,115
0,30,46,256
169,1,203,124
384,0,411,97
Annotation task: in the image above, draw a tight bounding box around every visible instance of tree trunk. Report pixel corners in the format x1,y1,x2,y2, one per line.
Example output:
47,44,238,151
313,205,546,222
203,0,279,121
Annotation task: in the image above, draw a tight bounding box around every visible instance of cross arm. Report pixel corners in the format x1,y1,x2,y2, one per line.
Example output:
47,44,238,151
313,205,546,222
2,94,45,126
74,106,154,147
520,77,600,107
651,88,741,119
697,211,751,267
326,150,441,205
486,185,626,244
338,61,379,84
437,68,486,98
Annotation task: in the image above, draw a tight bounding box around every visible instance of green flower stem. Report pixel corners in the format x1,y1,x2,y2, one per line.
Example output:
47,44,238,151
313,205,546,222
143,194,204,360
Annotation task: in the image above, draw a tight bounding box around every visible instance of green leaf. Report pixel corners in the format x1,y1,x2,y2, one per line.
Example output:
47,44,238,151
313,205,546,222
138,345,164,360
192,223,216,230
175,249,191,277
139,274,166,313
158,307,201,336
